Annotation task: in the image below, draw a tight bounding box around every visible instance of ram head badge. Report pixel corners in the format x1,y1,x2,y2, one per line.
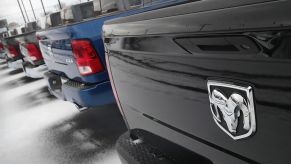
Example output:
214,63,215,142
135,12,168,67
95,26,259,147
207,81,256,140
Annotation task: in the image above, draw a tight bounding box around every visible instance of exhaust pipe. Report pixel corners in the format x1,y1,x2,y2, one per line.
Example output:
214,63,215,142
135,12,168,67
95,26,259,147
74,103,88,112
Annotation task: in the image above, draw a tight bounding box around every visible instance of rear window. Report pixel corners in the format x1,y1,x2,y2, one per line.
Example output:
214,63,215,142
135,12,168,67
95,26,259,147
20,27,26,33
26,21,38,32
144,0,154,4
40,1,95,29
40,12,62,29
39,0,144,30
79,2,95,19
93,0,125,14
61,8,74,24
144,0,169,5
37,15,47,30
9,29,18,36
101,0,120,13
50,12,62,27
93,0,102,15
128,0,142,7
61,1,95,25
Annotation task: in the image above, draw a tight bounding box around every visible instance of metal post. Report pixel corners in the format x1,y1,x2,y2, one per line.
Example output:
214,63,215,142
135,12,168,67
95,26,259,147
29,0,37,20
17,0,27,24
20,0,30,22
57,0,62,9
40,0,46,15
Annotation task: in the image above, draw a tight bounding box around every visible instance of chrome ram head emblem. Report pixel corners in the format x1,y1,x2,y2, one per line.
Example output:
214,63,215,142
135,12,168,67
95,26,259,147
207,81,256,140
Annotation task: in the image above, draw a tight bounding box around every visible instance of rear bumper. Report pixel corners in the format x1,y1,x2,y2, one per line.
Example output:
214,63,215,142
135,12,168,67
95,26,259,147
7,59,23,70
44,71,115,108
116,130,213,164
119,108,251,164
62,80,115,108
0,52,6,59
23,62,48,78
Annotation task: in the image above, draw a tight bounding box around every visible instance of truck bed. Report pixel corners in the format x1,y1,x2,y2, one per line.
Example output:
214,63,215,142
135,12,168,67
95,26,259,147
37,0,191,84
37,17,110,84
104,0,291,163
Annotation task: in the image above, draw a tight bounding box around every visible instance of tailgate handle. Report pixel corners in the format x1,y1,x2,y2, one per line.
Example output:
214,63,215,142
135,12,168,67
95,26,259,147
175,36,261,54
197,44,238,52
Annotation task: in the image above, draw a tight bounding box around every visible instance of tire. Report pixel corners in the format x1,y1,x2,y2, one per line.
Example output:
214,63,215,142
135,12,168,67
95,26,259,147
116,131,174,164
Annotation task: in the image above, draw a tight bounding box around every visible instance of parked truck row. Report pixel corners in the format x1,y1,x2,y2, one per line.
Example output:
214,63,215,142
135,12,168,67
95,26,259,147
1,0,290,163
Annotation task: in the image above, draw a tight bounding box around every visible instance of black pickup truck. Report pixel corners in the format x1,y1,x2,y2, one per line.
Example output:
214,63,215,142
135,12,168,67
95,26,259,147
104,0,291,163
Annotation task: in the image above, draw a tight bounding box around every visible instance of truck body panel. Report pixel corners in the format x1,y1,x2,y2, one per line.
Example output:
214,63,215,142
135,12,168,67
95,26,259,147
104,0,291,163
38,0,190,108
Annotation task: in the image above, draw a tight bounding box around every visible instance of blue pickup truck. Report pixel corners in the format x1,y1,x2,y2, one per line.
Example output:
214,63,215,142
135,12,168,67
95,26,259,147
37,0,188,110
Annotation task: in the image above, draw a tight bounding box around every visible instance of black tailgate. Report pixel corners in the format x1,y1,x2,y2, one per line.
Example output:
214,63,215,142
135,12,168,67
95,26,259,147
104,0,291,163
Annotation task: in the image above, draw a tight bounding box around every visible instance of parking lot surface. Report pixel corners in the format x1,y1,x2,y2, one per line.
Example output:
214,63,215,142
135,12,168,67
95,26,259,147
0,61,126,164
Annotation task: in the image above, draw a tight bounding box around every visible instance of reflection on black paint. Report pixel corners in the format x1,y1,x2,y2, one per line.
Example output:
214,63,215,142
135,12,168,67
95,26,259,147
106,28,291,163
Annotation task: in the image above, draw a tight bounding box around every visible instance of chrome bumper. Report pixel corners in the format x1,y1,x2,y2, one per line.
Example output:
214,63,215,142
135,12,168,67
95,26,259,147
23,64,48,78
7,60,23,70
0,52,6,59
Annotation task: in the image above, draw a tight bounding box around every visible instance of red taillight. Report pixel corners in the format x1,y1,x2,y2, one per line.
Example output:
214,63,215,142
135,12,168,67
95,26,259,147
26,43,43,61
8,45,20,58
71,39,104,76
0,42,4,51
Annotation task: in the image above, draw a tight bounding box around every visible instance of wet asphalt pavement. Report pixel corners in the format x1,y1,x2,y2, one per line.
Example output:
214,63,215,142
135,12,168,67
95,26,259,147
0,61,126,164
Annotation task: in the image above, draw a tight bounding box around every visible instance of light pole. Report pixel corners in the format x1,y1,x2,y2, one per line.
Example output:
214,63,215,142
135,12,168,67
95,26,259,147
29,0,37,20
57,0,62,9
16,0,27,24
20,0,30,22
40,0,46,15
